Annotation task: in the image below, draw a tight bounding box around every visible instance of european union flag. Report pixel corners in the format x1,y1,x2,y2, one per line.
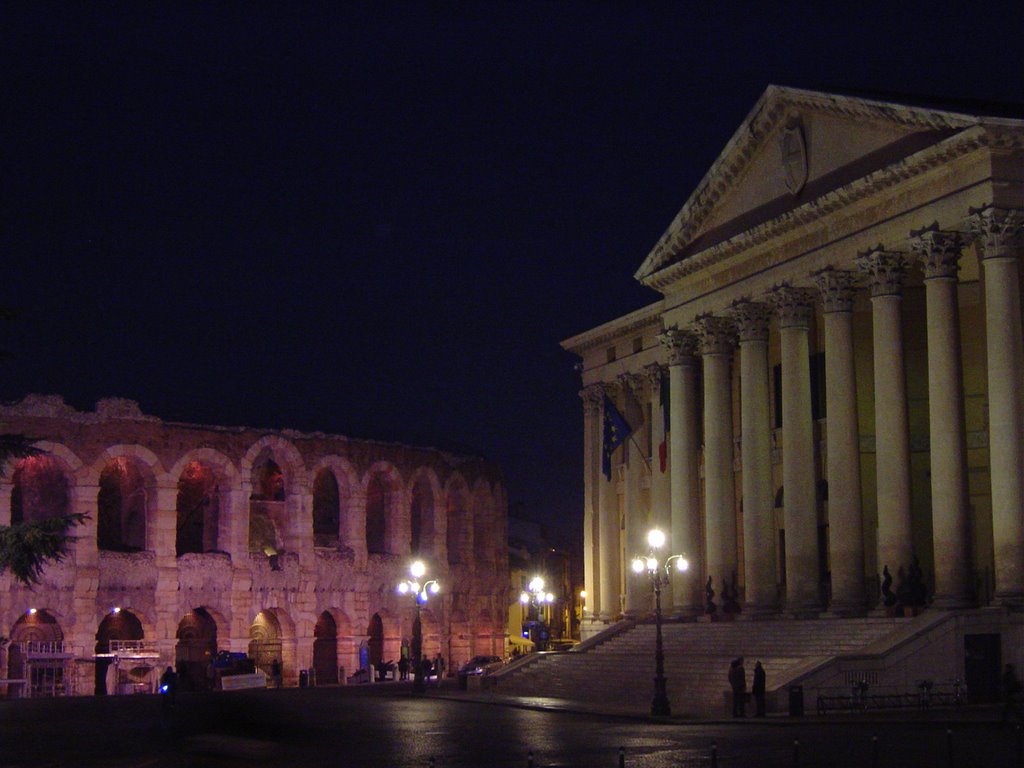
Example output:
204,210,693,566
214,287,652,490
602,394,633,481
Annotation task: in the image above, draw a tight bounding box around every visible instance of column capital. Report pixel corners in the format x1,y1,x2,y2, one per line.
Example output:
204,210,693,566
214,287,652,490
969,204,1024,260
580,385,603,415
909,222,963,280
728,298,772,342
617,372,645,399
694,314,736,356
855,247,908,297
812,267,859,313
767,284,816,329
658,328,699,365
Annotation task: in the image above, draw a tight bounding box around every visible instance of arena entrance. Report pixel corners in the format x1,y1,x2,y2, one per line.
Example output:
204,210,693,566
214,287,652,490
249,610,283,682
175,608,217,691
8,610,71,698
367,613,384,670
313,612,338,684
95,609,155,695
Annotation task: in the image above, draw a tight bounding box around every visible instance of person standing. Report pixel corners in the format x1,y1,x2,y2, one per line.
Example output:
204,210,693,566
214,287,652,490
752,660,766,717
729,657,746,718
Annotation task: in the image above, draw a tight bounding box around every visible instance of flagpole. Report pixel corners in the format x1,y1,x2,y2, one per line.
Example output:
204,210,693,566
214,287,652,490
629,434,653,474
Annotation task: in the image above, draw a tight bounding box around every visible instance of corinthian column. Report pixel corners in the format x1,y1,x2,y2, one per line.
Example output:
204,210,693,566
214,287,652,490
911,224,973,608
970,205,1024,606
580,385,603,621
856,248,914,594
659,328,703,616
598,383,623,620
695,315,738,601
769,285,821,613
619,372,648,617
813,268,865,615
729,299,777,615
645,362,673,609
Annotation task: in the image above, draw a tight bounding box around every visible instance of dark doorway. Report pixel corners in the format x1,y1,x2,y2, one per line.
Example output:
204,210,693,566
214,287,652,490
367,614,384,669
313,612,338,684
965,633,1001,704
175,608,217,691
95,610,144,695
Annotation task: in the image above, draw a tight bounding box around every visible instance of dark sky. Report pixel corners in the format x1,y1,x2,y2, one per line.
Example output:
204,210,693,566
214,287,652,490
2,3,1022,545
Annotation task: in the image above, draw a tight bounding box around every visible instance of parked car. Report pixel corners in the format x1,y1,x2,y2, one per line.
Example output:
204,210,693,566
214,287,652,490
457,655,503,688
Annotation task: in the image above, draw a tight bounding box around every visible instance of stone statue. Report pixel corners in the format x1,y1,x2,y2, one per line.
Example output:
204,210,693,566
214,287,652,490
881,565,896,607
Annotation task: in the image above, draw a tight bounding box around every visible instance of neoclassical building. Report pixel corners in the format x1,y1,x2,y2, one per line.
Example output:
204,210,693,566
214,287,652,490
563,87,1024,645
0,394,508,696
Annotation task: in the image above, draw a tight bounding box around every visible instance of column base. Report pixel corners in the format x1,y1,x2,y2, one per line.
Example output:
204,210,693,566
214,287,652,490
994,590,1024,610
821,601,868,618
930,594,975,610
740,603,780,619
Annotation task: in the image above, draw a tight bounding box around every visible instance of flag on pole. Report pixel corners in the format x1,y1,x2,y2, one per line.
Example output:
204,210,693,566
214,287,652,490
602,394,633,481
658,372,670,473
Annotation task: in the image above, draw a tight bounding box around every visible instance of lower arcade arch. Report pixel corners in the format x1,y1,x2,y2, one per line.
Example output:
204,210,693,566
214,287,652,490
8,610,66,697
312,611,338,684
94,609,148,695
175,608,217,691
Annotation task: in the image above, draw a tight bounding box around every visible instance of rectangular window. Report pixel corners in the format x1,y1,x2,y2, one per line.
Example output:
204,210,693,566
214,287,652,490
632,337,643,354
606,347,617,364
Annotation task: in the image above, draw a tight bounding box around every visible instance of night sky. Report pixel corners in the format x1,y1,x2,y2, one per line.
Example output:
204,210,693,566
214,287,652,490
3,4,1022,545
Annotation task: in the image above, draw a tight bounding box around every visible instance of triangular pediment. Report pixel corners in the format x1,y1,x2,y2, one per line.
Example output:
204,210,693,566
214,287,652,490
636,86,984,289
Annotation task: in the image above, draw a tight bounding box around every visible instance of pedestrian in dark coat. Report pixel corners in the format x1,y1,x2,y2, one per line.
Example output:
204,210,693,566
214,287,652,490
752,661,766,717
729,657,746,718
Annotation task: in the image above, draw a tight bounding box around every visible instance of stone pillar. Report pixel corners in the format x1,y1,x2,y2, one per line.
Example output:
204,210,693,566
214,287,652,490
813,268,866,615
970,206,1024,606
695,315,738,601
619,372,648,617
729,299,777,615
659,329,703,616
768,285,821,614
911,225,973,608
646,363,673,608
580,385,603,621
598,384,622,620
856,248,914,591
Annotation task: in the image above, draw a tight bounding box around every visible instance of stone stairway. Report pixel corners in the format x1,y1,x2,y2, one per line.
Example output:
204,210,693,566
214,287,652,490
493,616,910,716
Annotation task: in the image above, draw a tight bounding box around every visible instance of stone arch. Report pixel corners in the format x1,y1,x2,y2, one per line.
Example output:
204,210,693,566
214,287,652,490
94,608,145,695
242,437,305,555
408,467,442,558
9,453,72,526
175,607,218,691
239,436,306,495
250,607,297,684
363,461,403,556
92,447,163,553
445,473,471,566
173,456,234,556
472,478,495,565
312,468,340,548
366,612,385,670
9,609,65,698
310,456,359,550
312,611,338,684
168,448,239,556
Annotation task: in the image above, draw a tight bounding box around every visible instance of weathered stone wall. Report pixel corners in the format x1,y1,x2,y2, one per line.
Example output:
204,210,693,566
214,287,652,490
0,395,510,691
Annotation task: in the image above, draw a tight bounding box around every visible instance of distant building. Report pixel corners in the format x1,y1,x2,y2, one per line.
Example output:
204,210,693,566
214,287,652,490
0,394,508,695
562,86,1024,696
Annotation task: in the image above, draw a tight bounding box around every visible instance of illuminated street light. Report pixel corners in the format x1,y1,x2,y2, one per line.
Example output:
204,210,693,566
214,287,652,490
631,528,688,717
396,560,440,693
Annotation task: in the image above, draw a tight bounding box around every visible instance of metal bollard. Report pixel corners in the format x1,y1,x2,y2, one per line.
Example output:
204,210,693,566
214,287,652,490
946,729,953,768
428,759,435,768
711,741,718,768
527,750,534,768
792,738,800,768
871,735,878,768
618,746,625,768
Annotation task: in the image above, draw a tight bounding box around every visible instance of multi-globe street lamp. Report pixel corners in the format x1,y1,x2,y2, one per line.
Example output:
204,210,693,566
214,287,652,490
396,560,440,693
631,528,688,717
519,576,555,650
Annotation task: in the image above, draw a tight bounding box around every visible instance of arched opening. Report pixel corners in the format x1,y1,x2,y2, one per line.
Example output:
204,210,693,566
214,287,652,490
175,461,220,556
313,611,338,684
365,474,388,554
249,455,284,554
248,610,283,680
97,457,148,552
367,613,384,670
9,609,65,698
474,506,490,563
313,469,340,548
95,609,147,695
11,455,70,525
410,479,435,556
175,608,217,691
447,488,468,565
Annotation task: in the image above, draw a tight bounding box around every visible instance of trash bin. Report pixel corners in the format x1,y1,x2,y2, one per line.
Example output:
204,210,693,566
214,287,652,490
299,669,308,688
788,685,804,717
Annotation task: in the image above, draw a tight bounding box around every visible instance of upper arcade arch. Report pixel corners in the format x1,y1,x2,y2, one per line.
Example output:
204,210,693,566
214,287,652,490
363,461,403,556
92,447,163,553
310,456,358,550
408,467,442,558
445,474,471,566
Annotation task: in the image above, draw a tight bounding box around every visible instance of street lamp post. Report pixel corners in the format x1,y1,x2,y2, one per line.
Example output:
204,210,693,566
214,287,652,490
519,576,555,650
631,528,688,717
397,560,440,694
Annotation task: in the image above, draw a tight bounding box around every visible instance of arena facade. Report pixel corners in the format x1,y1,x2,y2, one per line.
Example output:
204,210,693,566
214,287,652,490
0,394,509,696
563,86,1024,675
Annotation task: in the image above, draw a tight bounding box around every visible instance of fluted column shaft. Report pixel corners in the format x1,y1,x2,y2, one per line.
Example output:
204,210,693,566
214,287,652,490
814,269,865,614
912,226,973,607
857,249,914,584
598,386,622,620
647,363,673,609
770,286,821,613
972,206,1024,605
661,330,703,616
730,300,777,614
696,316,738,597
621,373,647,617
581,386,602,619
